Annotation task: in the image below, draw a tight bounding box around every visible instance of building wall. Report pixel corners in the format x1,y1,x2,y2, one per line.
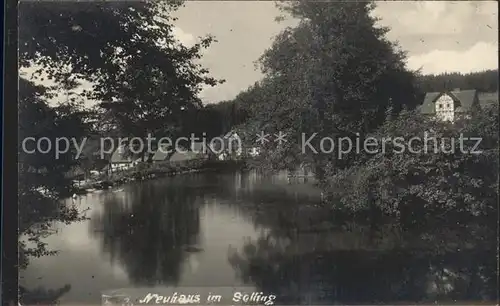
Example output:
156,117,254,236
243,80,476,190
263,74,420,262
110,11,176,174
110,160,140,172
435,94,455,122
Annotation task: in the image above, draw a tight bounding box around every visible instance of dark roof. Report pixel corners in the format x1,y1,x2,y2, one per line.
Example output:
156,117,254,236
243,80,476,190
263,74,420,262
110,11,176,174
181,141,216,155
79,136,114,160
152,144,172,161
65,165,85,178
208,132,242,154
419,89,478,114
223,131,241,139
110,145,140,164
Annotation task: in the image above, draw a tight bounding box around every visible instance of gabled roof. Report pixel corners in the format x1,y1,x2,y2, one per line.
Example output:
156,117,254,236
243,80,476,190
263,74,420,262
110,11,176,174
66,165,85,178
152,144,172,161
419,89,478,114
223,131,240,139
79,135,114,161
110,145,140,164
187,141,215,154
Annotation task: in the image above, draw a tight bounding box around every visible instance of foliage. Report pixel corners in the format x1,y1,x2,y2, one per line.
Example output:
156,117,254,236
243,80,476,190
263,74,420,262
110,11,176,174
324,107,499,228
19,1,223,156
89,179,202,285
183,100,249,139
417,70,498,93
18,78,90,269
238,1,420,175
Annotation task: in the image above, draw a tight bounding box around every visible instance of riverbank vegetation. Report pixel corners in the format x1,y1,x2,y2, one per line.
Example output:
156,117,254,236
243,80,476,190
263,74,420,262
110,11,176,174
19,1,222,303
18,0,498,304
227,1,498,230
223,3,498,300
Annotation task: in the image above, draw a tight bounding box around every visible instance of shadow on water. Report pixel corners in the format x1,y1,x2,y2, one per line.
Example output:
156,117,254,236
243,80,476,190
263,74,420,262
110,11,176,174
20,285,71,305
227,186,498,305
20,170,498,304
229,234,497,304
89,177,205,286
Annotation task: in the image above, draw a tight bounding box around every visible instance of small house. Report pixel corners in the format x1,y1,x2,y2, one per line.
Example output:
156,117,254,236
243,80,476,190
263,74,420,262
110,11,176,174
223,131,243,157
110,145,141,171
247,146,260,157
419,89,481,122
151,144,173,163
211,131,243,160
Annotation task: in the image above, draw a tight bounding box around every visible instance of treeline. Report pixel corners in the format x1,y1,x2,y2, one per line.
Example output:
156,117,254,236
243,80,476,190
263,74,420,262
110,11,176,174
204,1,498,232
18,1,221,296
186,100,249,139
417,69,498,93
205,70,498,134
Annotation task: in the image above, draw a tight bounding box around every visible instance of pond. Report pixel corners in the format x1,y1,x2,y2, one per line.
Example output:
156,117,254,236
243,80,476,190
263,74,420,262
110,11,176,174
20,170,497,305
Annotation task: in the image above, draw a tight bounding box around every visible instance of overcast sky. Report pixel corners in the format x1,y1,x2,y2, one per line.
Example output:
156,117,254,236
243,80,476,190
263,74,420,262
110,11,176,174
22,1,498,106
173,1,498,103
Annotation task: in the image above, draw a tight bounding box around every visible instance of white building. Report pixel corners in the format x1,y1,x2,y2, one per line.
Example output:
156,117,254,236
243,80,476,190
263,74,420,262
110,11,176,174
110,145,141,171
419,89,480,123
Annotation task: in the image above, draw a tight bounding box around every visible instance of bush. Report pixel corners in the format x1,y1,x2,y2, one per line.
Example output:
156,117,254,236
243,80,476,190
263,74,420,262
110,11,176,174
324,107,499,228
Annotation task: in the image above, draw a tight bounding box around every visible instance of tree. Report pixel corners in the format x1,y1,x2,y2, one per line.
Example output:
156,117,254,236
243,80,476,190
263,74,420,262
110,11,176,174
18,78,89,269
89,180,202,285
240,1,419,177
19,1,223,159
417,70,499,93
18,0,221,275
324,106,499,230
180,99,249,141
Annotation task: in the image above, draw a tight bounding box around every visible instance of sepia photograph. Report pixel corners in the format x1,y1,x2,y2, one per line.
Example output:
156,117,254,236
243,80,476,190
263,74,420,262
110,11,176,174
14,1,498,305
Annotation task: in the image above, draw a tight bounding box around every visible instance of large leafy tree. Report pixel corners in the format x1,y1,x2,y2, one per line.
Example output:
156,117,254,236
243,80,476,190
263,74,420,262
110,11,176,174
18,78,90,269
18,2,220,301
19,1,222,157
241,1,419,177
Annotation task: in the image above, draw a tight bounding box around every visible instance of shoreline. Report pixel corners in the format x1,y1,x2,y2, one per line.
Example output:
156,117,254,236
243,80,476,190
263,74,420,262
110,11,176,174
73,160,247,195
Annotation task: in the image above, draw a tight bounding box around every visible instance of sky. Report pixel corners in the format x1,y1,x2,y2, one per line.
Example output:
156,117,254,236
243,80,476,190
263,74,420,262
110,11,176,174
173,1,498,103
21,1,498,106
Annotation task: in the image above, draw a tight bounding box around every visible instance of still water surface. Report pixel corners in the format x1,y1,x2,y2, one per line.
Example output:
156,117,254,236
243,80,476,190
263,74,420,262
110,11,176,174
21,170,497,304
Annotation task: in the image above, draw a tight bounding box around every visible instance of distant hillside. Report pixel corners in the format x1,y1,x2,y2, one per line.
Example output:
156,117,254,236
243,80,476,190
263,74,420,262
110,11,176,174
417,69,498,93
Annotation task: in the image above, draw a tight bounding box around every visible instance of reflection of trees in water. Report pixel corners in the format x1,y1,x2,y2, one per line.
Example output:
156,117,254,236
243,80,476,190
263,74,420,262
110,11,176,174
227,188,497,305
229,230,497,304
90,182,202,286
20,284,71,305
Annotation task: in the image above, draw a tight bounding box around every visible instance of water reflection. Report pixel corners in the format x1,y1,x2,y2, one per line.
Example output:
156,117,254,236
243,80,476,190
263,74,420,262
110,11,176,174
20,171,497,304
89,181,202,286
230,234,497,304
228,202,498,304
20,285,71,305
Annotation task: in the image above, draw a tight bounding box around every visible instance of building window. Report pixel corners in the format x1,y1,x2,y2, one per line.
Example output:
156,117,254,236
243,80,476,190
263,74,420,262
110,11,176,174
439,104,443,109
